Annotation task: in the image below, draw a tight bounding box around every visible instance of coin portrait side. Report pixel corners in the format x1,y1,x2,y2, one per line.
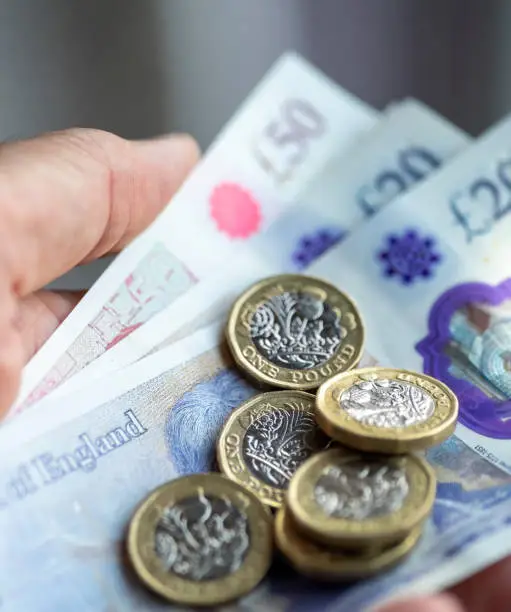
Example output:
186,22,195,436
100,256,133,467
316,367,459,453
226,274,365,390
286,448,436,548
127,474,273,606
217,390,330,508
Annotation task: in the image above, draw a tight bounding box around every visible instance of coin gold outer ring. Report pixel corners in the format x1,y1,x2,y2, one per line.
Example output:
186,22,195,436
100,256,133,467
316,366,459,454
274,505,422,580
127,473,273,607
286,448,436,549
217,390,320,508
225,274,365,390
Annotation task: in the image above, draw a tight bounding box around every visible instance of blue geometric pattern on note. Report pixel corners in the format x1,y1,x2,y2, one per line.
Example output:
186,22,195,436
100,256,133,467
291,226,346,269
377,229,441,284
165,369,257,474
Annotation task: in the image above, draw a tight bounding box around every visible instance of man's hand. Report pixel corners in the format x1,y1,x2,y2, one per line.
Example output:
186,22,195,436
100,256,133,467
0,128,198,417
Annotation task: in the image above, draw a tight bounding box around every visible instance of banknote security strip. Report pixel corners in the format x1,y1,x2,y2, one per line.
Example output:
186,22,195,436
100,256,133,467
121,273,459,606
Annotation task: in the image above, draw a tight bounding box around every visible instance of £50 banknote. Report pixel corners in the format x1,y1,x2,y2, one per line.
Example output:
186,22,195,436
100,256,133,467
11,52,377,417
1,324,511,611
51,98,469,397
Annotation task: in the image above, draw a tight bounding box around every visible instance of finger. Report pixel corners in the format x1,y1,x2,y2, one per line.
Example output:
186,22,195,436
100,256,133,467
376,594,464,612
0,269,24,419
0,128,199,297
449,556,511,611
13,290,85,361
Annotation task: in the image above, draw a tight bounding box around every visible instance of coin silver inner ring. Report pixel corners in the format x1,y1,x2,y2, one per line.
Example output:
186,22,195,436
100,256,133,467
242,405,329,488
154,492,250,581
339,376,435,428
249,290,343,370
314,458,410,520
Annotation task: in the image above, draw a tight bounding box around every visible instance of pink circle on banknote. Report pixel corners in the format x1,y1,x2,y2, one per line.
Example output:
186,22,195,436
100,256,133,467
209,182,261,238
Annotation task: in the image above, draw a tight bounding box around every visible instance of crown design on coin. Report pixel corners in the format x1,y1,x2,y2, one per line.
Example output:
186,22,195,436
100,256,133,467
249,291,345,370
243,403,320,487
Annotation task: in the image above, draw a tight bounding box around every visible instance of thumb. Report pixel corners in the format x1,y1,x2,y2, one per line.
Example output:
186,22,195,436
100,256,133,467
0,128,199,416
0,128,200,296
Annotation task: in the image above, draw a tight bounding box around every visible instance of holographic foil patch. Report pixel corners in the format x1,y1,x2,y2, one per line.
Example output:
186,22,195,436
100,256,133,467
417,279,511,438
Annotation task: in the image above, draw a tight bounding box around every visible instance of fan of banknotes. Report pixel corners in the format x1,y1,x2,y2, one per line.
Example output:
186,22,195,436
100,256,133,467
1,52,511,611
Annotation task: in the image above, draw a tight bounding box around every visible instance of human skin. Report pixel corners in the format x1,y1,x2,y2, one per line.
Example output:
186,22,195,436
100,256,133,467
0,128,509,611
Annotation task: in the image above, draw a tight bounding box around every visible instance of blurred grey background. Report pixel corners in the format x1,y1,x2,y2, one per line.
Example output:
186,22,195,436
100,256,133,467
0,0,507,288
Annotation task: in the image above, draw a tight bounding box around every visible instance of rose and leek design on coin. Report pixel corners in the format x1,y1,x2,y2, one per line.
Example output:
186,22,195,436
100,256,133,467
316,367,459,453
288,449,435,549
128,475,272,606
218,391,330,507
227,275,365,390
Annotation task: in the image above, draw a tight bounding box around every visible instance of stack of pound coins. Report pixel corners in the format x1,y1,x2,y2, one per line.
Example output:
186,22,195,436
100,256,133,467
275,448,435,580
126,274,460,605
220,273,459,579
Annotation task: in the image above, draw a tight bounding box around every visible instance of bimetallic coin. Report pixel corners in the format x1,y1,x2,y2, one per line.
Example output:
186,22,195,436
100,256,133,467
217,390,330,507
316,367,459,453
226,274,365,390
127,473,272,607
274,504,422,580
287,448,435,548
